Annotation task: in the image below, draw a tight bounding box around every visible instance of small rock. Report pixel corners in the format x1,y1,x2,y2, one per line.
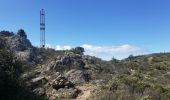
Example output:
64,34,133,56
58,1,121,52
58,88,79,98
33,87,45,96
30,76,48,88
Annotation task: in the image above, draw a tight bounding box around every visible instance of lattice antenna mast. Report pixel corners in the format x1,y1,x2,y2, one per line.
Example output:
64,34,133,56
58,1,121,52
40,9,45,48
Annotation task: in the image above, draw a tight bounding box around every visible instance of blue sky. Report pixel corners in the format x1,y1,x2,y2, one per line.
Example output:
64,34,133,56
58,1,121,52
0,0,170,60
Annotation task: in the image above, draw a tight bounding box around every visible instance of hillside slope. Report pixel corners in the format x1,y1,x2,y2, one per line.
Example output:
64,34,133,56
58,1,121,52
0,30,170,100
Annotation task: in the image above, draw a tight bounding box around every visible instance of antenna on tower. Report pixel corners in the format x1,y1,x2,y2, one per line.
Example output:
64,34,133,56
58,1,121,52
40,9,45,48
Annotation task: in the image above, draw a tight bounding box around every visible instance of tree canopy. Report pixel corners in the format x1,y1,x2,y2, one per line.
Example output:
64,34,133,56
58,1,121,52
17,29,27,38
71,47,85,55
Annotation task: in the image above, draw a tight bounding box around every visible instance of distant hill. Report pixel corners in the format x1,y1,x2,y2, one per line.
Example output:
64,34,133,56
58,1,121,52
0,30,170,100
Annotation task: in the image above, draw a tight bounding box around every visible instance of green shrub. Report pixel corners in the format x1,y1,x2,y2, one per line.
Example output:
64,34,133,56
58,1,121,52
140,95,151,100
71,47,85,55
0,31,14,36
17,29,27,38
108,80,119,91
0,41,46,100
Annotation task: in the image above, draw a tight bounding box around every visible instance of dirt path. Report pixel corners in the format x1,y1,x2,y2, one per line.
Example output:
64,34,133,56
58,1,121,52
75,84,96,100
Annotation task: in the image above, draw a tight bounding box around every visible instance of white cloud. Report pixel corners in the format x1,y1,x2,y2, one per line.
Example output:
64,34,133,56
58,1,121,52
46,44,149,60
81,44,141,54
81,44,148,60
55,45,71,50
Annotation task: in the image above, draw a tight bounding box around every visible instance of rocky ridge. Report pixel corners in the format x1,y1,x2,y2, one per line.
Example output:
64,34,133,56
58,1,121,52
1,30,170,100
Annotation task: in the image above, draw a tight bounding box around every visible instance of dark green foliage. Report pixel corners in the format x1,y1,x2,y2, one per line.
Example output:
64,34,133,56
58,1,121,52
0,40,46,100
111,57,119,63
128,54,134,60
0,48,22,78
71,47,85,55
0,42,21,99
108,80,119,91
0,31,14,36
17,29,27,38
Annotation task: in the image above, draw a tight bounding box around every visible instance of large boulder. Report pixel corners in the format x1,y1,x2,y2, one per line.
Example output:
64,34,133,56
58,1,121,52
65,69,89,84
1,33,35,62
46,54,85,72
6,36,32,51
51,76,74,90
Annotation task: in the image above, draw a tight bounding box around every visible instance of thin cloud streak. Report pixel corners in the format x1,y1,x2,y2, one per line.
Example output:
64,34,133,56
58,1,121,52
81,44,141,54
46,43,148,60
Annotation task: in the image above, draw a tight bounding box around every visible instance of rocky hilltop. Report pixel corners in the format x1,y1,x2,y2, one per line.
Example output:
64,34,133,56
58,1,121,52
0,30,170,100
0,30,103,100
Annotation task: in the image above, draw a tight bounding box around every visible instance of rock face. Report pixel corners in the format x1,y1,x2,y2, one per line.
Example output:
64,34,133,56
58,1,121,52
0,32,35,61
47,54,86,72
6,36,32,51
65,69,88,84
15,49,34,61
